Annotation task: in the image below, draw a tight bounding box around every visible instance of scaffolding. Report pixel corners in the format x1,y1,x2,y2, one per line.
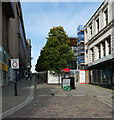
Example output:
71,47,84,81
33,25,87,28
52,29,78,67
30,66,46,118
77,25,85,70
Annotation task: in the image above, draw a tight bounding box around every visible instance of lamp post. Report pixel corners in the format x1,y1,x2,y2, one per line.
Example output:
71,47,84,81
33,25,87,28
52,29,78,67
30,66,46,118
77,57,78,70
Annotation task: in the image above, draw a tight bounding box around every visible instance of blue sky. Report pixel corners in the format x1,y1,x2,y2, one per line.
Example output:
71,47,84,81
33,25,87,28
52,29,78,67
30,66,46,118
21,2,102,73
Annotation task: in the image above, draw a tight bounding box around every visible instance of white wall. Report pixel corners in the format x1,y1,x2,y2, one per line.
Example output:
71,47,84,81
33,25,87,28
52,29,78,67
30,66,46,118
47,71,60,84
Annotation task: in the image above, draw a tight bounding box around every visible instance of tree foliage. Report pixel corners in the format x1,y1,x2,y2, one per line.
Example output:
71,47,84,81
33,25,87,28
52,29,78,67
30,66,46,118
35,26,74,73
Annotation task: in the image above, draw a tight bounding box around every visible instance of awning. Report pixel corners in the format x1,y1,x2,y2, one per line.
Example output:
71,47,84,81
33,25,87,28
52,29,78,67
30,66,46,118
62,68,70,73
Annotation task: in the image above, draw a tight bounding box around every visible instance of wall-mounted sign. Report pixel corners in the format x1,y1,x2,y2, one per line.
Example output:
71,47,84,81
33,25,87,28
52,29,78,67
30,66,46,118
0,61,8,72
11,59,19,69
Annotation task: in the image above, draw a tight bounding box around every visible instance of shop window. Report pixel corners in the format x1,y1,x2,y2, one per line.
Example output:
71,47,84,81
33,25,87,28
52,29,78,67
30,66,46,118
0,46,2,61
3,50,6,64
9,60,11,67
3,72,7,85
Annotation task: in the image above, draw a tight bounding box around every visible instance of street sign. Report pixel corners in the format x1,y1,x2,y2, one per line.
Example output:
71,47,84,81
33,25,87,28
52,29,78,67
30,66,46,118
11,59,19,69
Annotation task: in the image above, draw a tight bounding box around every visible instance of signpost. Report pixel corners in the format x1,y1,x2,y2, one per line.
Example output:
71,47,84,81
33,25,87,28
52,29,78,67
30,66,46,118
11,59,19,96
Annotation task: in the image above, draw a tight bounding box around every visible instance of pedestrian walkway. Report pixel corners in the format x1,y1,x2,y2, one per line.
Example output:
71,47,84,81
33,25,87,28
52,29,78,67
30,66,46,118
2,77,34,113
37,77,113,108
6,77,113,119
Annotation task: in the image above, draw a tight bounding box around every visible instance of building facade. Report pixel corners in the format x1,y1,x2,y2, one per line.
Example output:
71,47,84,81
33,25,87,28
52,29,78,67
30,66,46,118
0,1,15,86
16,2,27,79
77,25,85,70
84,0,114,89
0,1,27,86
26,39,32,75
68,37,78,70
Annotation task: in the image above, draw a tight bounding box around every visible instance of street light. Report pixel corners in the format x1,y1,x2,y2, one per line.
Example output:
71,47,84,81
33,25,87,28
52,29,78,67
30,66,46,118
76,57,78,70
77,60,78,70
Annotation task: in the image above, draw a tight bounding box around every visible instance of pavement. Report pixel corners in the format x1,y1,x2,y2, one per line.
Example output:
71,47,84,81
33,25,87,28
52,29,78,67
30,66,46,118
37,79,113,108
1,76,35,118
4,76,113,119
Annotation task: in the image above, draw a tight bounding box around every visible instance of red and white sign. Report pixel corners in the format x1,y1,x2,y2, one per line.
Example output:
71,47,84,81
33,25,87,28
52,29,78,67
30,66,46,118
11,59,19,69
79,70,86,84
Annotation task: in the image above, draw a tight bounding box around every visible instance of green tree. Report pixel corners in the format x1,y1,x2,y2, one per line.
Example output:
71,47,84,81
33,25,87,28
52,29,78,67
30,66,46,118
35,26,74,73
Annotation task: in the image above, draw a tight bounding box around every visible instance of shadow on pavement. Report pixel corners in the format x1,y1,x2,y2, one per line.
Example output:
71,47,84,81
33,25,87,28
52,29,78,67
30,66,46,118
2,77,33,113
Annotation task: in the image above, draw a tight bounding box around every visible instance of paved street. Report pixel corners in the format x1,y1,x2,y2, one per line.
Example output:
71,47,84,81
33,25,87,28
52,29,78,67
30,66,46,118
5,77,113,119
2,77,34,113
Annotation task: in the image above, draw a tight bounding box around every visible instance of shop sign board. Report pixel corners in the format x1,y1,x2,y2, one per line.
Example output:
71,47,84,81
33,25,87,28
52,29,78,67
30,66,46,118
11,59,19,69
0,61,8,72
62,78,70,87
79,70,85,84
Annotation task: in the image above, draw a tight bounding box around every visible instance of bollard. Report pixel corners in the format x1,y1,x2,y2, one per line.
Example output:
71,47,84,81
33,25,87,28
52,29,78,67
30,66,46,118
14,80,17,96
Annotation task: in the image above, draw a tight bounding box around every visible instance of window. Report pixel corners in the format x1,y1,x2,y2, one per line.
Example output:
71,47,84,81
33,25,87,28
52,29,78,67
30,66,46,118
104,9,108,25
86,29,87,34
92,48,94,62
0,46,2,61
98,44,101,59
91,48,94,62
107,36,111,54
3,49,6,64
96,18,99,33
86,50,88,63
102,41,105,57
90,25,92,36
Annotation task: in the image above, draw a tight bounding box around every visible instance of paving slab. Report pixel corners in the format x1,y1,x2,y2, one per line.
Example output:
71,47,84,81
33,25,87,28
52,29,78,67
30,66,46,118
2,77,34,113
37,78,113,108
6,96,112,118
4,77,113,119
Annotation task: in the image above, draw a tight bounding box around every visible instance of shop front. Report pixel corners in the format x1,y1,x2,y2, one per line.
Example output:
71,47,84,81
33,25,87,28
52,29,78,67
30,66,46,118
0,61,8,86
88,59,114,89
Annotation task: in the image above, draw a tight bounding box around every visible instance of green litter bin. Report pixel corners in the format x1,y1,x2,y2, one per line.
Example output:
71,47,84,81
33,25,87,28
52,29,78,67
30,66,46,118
63,86,71,91
62,78,71,91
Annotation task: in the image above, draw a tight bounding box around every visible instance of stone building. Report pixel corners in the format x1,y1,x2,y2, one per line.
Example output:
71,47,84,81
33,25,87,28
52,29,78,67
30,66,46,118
84,0,114,89
26,39,32,75
0,1,27,86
